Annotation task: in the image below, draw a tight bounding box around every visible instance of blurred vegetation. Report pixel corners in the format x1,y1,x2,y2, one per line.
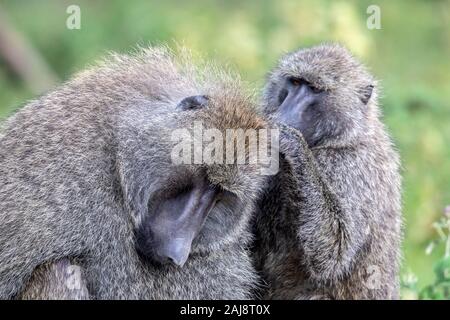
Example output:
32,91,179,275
0,0,449,298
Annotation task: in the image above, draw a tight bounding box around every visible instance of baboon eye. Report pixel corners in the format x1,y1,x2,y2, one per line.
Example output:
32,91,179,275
214,188,236,204
309,85,322,94
288,77,322,94
289,77,304,86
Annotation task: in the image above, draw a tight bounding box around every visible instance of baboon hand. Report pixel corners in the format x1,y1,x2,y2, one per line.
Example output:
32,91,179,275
277,123,305,158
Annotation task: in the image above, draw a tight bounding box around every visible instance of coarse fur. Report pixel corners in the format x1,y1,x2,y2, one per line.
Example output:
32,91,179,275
0,46,267,299
252,44,402,299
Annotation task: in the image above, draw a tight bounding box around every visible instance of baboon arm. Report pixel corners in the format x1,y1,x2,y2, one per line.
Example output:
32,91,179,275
19,259,89,300
0,243,60,299
0,246,44,298
279,126,368,283
0,226,86,299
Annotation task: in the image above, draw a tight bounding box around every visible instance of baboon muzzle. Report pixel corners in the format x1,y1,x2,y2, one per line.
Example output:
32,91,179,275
136,180,219,267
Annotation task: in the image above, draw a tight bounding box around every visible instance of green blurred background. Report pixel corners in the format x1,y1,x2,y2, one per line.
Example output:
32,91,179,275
0,0,449,297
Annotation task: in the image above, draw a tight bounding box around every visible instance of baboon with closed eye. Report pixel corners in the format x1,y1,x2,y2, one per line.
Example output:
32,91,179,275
252,44,402,299
0,47,271,299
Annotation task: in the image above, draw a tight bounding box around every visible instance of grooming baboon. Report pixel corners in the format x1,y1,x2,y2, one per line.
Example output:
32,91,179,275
252,44,402,299
0,47,269,299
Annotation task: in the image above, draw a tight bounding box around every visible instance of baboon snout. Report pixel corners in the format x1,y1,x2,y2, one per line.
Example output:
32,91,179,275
154,238,192,267
135,178,220,267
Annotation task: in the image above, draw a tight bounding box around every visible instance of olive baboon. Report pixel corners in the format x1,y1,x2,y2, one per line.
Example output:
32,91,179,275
252,44,402,299
0,47,269,299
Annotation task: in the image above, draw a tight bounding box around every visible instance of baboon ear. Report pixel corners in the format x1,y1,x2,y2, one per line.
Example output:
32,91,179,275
116,132,155,222
359,84,374,105
177,95,209,111
117,155,153,222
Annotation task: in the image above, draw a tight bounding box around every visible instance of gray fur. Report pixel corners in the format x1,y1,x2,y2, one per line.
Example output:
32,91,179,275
252,44,402,299
0,47,267,299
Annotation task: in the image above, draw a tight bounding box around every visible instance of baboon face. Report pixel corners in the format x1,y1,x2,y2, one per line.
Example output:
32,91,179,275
264,44,375,147
271,76,328,145
125,94,265,267
135,168,238,267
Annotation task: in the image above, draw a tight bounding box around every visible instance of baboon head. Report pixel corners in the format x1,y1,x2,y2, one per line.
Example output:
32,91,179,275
116,81,268,267
263,43,377,147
